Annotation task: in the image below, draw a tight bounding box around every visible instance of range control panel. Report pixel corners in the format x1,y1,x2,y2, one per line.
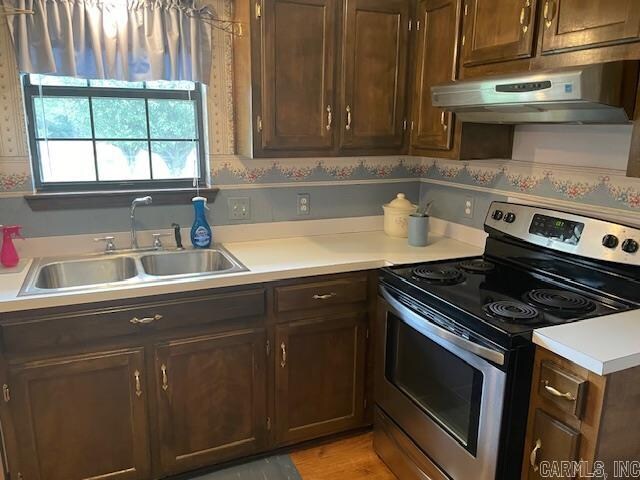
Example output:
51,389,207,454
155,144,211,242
485,202,640,266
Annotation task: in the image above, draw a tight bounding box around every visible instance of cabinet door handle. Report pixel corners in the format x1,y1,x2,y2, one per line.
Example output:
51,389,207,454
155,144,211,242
313,293,337,300
530,438,542,471
543,0,556,28
326,105,333,131
543,381,576,401
161,364,169,391
129,314,162,325
134,370,142,397
440,111,448,131
280,342,287,368
519,0,531,33
345,105,352,130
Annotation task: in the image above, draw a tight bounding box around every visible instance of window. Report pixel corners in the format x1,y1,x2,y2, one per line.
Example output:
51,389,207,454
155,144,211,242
23,75,207,192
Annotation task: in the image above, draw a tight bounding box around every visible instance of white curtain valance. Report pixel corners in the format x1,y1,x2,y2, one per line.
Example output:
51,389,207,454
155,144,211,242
2,0,212,83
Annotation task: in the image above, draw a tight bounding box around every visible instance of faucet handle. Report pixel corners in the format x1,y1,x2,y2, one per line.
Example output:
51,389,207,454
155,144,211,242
151,233,170,250
95,236,117,253
171,223,184,250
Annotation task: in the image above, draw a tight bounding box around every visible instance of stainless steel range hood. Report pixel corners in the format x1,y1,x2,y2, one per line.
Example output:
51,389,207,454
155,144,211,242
431,63,635,124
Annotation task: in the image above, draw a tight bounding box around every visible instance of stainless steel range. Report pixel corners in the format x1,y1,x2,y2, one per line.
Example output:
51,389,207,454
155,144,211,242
374,202,640,480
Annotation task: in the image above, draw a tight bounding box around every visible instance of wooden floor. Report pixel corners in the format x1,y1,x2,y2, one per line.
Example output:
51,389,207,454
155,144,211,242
290,433,396,480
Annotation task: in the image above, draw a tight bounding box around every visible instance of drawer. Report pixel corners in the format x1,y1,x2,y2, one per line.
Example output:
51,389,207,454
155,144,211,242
538,361,587,418
528,410,580,480
275,276,368,313
1,288,266,354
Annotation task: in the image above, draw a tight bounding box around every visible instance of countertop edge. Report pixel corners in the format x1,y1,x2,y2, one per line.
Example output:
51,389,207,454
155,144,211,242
532,330,640,376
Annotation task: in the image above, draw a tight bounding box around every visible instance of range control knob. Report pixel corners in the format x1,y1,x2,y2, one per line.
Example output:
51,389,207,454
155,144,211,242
504,212,516,224
602,234,619,249
622,239,639,254
492,210,504,221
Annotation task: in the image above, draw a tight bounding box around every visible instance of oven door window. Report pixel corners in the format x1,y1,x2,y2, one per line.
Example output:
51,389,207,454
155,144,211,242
385,312,483,454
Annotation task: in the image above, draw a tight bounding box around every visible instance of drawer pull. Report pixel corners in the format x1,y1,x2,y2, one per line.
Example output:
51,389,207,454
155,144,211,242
543,381,576,401
161,364,169,391
280,341,287,368
134,370,142,397
312,293,337,300
129,314,163,325
530,438,542,471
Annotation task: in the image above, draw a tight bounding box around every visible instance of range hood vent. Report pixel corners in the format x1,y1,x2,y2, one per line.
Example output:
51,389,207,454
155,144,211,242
431,63,636,124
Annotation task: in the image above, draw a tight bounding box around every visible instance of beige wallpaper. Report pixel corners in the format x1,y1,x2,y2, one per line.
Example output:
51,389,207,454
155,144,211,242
0,0,235,193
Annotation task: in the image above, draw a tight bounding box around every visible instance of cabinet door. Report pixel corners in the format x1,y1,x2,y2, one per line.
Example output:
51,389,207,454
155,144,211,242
540,0,640,53
259,0,337,152
527,410,580,479
10,349,150,480
461,0,538,66
340,0,410,151
275,312,367,445
411,0,458,151
154,329,267,475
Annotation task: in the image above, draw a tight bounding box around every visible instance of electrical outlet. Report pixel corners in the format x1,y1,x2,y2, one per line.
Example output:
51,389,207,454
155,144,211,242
464,197,474,219
228,197,251,220
297,193,310,216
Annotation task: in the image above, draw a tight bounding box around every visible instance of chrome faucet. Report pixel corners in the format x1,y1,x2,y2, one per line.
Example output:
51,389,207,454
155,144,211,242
130,196,152,249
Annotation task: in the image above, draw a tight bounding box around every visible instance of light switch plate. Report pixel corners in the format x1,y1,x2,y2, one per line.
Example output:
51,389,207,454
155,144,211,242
228,197,251,220
297,193,310,215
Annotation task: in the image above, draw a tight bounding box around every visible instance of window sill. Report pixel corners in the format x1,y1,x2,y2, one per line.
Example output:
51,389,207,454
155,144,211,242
24,187,219,211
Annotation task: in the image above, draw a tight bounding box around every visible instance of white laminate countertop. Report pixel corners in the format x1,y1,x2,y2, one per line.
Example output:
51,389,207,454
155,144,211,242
0,231,482,314
533,310,640,376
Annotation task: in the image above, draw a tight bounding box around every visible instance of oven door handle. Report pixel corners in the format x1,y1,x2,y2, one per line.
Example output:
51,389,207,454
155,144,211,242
380,286,505,366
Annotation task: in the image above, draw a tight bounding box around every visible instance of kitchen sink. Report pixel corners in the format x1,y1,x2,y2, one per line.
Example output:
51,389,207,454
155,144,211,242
140,250,240,276
20,246,248,296
34,256,138,290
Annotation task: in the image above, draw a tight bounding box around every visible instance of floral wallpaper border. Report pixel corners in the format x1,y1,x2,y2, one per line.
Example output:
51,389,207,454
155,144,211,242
416,157,640,212
209,155,640,213
2,154,640,215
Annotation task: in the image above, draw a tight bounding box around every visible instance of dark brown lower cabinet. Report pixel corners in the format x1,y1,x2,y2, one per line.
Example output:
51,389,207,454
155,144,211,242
9,348,151,480
522,347,640,479
0,279,372,480
528,410,580,480
154,329,267,476
274,312,367,445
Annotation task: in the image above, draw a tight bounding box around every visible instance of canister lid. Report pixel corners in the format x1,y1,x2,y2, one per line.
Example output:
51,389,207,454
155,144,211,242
384,193,415,213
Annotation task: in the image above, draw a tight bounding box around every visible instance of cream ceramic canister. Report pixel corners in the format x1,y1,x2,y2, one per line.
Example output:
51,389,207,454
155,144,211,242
382,193,418,238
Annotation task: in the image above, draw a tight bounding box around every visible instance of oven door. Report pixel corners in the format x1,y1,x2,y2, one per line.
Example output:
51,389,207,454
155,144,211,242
375,285,507,480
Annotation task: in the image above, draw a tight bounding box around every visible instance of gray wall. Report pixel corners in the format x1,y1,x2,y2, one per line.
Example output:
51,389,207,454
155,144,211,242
0,181,420,237
419,182,507,230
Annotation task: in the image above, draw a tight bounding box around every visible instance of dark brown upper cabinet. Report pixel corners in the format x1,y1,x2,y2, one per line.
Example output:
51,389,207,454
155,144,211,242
539,0,640,54
274,312,367,446
461,0,539,67
259,0,337,153
339,0,410,152
235,0,411,157
9,349,151,480
153,329,267,476
411,0,458,151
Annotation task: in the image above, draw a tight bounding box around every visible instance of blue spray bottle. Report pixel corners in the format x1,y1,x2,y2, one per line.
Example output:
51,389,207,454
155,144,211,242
190,196,212,248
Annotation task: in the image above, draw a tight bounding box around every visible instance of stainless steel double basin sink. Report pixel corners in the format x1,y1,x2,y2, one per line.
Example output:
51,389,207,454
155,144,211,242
20,247,248,296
